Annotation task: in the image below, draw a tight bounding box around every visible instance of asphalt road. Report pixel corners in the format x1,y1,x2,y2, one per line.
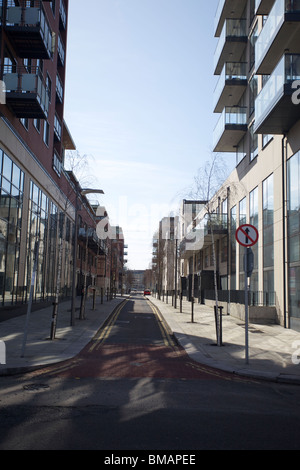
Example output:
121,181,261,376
1,294,300,451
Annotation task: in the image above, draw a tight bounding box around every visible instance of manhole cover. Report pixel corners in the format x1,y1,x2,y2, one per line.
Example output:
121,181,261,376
23,383,50,391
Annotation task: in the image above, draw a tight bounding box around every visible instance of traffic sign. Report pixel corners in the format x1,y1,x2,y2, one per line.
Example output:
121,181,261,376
235,224,259,247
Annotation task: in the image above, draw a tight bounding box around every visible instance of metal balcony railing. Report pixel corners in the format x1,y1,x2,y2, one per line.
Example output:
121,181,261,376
256,0,300,73
2,65,49,118
4,0,53,59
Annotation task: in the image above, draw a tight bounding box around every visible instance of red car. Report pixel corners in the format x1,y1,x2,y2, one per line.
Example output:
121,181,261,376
144,289,151,296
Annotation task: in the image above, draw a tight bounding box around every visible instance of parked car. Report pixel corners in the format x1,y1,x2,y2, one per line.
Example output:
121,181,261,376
144,289,151,296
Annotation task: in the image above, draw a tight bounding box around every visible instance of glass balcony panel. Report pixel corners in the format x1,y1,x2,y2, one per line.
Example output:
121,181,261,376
4,1,53,59
214,62,247,111
213,107,247,152
3,65,49,119
256,0,300,74
214,0,247,37
255,54,300,133
214,19,247,74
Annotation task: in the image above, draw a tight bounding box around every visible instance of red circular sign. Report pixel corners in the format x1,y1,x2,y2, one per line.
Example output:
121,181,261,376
235,224,259,247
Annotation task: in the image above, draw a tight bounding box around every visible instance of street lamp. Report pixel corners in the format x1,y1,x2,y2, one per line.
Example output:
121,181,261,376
71,187,104,326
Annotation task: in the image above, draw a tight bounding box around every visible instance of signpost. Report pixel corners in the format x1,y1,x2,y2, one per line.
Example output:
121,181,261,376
235,224,259,364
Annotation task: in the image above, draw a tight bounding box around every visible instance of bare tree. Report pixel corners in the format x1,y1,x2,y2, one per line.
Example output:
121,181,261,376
50,151,94,338
187,152,228,346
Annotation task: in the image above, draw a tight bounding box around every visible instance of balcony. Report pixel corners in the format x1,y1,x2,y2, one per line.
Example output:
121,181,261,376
78,227,100,253
202,214,228,241
179,230,204,259
3,0,53,60
255,0,276,15
3,65,49,119
213,62,247,113
255,54,300,134
214,0,248,37
214,19,247,75
179,214,228,259
213,106,247,152
255,0,300,75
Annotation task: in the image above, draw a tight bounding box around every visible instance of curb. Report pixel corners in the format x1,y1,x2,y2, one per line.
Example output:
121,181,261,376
0,297,128,377
147,297,300,386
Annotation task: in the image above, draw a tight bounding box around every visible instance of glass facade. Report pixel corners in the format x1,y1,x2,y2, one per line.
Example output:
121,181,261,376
230,205,237,289
239,197,247,289
250,186,259,292
287,152,300,321
26,185,74,303
0,151,24,304
263,174,274,304
0,162,74,309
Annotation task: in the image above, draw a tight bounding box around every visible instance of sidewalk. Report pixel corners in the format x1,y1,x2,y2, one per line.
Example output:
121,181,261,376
148,295,300,385
0,295,127,376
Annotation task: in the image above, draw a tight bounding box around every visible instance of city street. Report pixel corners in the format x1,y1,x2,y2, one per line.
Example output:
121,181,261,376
0,294,300,450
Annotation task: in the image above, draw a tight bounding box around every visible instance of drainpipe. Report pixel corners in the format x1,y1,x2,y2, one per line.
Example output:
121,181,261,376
282,135,287,329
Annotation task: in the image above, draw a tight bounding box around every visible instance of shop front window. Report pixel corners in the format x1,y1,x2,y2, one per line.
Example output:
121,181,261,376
0,150,24,305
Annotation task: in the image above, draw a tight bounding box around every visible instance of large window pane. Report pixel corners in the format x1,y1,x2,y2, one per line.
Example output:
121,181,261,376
263,174,274,293
0,152,24,305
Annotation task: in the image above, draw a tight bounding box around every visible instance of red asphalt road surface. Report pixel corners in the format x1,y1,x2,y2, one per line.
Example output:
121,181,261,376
34,297,237,382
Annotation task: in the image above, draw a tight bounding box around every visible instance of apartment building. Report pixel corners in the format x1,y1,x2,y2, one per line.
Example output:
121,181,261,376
154,1,300,331
0,0,75,309
0,1,125,313
211,0,300,330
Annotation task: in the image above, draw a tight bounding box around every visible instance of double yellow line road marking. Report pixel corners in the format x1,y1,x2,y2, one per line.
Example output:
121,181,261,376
89,299,129,352
88,297,176,353
146,300,177,350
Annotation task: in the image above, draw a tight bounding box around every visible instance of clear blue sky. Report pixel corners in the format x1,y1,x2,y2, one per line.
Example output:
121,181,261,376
64,0,235,270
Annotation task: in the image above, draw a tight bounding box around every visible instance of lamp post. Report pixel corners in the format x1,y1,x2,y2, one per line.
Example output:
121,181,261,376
71,188,104,326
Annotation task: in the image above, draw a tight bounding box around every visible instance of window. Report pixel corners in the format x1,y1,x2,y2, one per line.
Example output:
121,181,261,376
20,118,29,130
249,75,258,117
249,21,258,70
250,122,258,161
50,0,56,15
43,121,50,146
0,150,24,304
262,134,273,148
287,152,300,321
236,135,247,165
34,119,41,133
263,174,274,300
53,151,62,176
250,187,259,291
239,197,247,288
46,73,52,103
230,206,237,289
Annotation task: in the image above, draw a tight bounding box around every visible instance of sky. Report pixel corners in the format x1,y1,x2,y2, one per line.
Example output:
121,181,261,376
63,0,236,270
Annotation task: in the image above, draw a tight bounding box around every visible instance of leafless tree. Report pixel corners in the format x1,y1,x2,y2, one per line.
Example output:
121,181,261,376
50,151,94,338
187,152,229,346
